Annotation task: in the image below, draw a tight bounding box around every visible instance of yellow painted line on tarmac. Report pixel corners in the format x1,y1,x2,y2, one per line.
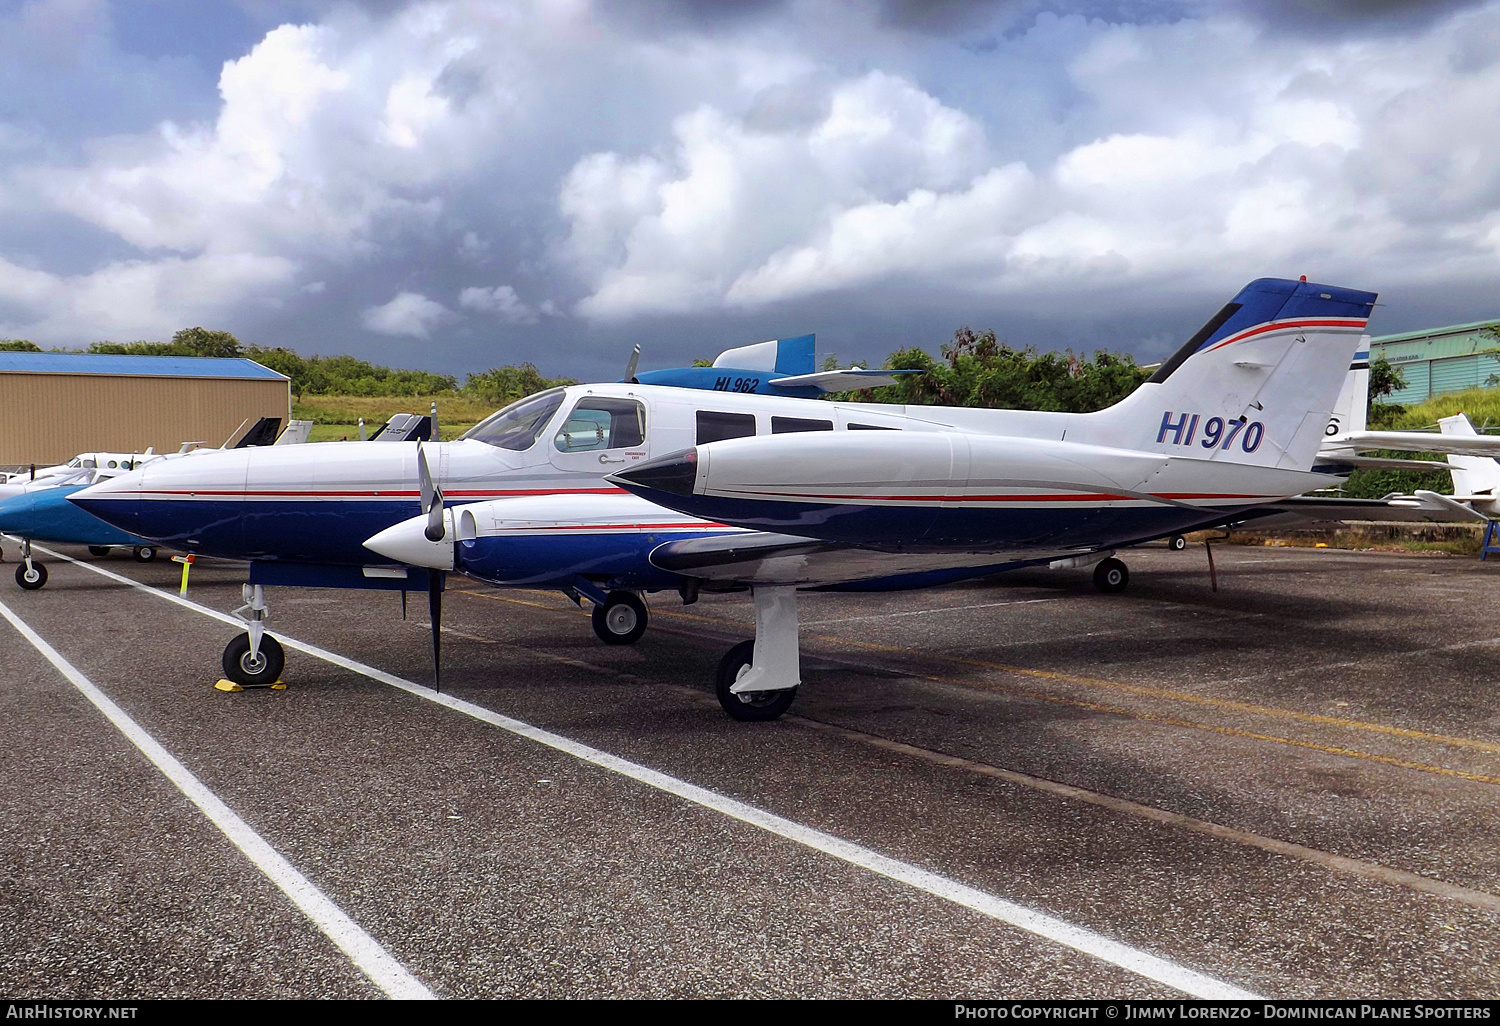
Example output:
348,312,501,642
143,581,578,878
898,667,1500,788
449,588,1500,778
816,635,1500,757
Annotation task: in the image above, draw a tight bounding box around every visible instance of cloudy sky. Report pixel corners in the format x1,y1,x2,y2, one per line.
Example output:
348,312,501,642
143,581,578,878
1,0,1497,380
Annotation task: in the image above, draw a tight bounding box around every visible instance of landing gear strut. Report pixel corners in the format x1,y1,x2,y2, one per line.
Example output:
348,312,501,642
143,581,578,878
14,540,46,590
591,590,648,645
222,584,285,686
716,586,799,722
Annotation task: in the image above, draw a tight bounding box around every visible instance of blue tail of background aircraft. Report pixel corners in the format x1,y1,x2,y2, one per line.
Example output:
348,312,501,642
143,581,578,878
632,333,916,398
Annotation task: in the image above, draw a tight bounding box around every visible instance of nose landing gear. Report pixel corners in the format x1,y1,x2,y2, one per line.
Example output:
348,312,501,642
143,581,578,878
221,584,286,687
14,540,46,590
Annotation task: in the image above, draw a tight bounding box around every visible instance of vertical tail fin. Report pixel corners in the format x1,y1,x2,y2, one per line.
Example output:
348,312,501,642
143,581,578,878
1327,338,1371,438
1082,278,1376,470
1440,413,1500,498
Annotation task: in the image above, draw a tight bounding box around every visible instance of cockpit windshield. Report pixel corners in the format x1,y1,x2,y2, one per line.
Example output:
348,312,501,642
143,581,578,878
461,388,567,450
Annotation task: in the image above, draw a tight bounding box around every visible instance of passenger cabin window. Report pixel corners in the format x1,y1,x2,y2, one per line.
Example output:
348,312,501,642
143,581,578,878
696,411,757,444
462,389,565,451
555,398,646,452
848,423,898,430
771,416,833,434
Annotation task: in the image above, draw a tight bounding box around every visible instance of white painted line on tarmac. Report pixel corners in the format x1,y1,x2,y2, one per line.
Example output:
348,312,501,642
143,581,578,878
0,591,435,1001
41,545,1260,1000
803,597,1063,626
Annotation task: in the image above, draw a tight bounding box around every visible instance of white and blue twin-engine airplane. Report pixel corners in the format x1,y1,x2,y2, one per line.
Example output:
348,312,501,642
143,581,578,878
72,277,1373,719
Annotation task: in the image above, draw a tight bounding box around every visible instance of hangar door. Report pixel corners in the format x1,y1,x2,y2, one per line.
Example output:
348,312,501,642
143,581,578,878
1429,354,1500,398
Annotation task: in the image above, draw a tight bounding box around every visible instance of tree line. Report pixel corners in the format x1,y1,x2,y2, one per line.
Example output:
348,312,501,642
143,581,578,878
1,329,575,405
0,324,1449,498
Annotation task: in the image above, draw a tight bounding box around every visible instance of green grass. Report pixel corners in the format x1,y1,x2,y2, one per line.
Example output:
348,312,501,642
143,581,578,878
293,393,498,442
1379,387,1500,432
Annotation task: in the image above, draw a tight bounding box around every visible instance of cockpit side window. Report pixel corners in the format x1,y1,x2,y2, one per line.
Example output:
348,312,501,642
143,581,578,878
555,398,646,452
462,389,566,451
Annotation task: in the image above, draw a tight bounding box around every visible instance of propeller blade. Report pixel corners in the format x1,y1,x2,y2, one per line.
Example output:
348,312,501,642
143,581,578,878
417,447,445,542
428,570,443,692
417,447,435,514
624,344,641,381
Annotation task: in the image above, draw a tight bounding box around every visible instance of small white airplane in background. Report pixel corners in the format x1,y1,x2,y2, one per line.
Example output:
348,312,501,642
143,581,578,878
0,450,158,497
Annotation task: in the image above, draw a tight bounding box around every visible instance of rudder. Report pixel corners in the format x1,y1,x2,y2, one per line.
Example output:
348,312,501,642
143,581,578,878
1082,278,1376,471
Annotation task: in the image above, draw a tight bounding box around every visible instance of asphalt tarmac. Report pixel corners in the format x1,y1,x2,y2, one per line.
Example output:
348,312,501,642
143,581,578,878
2,540,1498,999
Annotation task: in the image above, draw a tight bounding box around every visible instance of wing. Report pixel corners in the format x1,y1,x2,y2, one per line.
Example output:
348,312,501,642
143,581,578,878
1246,492,1488,528
1332,431,1500,457
767,369,920,391
649,531,1073,587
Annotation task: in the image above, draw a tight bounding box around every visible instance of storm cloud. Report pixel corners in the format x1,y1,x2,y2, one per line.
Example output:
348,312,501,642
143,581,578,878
1,0,1497,378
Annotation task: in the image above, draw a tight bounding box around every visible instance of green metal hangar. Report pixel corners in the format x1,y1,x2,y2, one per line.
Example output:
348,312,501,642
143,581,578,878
0,352,290,466
1372,319,1500,404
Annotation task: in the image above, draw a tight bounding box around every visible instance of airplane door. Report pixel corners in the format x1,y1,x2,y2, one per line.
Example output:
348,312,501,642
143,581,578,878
547,394,651,476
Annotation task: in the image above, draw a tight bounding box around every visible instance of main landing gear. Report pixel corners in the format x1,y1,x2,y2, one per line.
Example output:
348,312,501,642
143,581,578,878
716,586,800,722
591,590,648,645
1093,556,1130,594
221,584,286,687
14,539,46,590
1168,534,1188,551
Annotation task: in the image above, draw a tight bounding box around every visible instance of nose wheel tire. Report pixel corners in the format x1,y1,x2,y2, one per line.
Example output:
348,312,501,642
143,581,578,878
592,591,648,645
15,562,47,590
88,546,111,557
132,546,157,563
222,633,286,687
1093,557,1129,594
715,640,797,722
1168,534,1187,551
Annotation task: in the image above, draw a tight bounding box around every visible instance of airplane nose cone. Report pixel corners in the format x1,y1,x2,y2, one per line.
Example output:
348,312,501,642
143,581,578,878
607,449,699,497
364,513,455,569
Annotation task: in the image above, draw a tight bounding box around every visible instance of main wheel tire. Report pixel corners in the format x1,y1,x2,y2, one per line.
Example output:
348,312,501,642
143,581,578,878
132,546,157,563
1168,534,1187,551
1093,557,1129,594
715,640,797,722
592,591,648,645
221,633,286,687
88,545,111,557
15,562,47,590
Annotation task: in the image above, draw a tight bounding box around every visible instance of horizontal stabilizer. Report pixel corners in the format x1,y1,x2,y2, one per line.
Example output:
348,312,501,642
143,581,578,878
1333,431,1500,457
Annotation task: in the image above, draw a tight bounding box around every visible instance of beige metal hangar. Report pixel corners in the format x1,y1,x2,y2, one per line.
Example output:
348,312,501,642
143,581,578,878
0,352,291,466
